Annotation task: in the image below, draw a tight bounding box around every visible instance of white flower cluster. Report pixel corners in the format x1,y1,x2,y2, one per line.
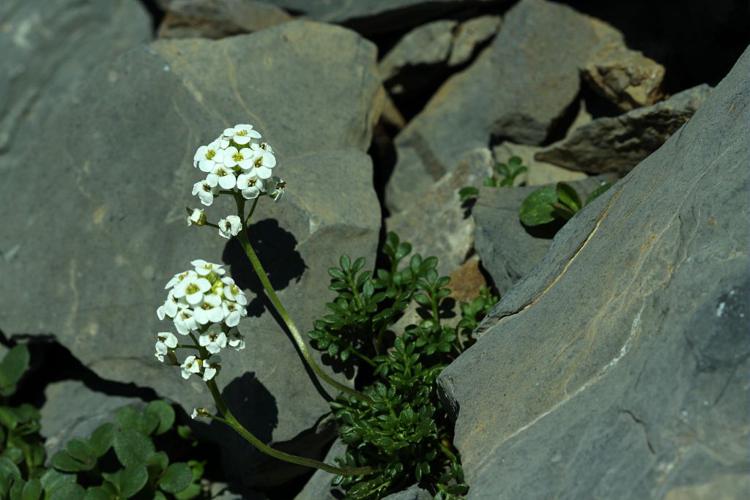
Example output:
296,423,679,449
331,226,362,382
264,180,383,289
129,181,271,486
154,259,247,382
191,124,286,208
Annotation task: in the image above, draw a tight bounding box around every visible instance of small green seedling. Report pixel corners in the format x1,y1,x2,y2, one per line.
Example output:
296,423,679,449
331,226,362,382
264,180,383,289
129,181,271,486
519,181,612,227
459,156,528,203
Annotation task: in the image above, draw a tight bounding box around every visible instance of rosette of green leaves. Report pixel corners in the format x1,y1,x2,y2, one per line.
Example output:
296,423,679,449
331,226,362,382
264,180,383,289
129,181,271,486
458,155,529,203
519,181,612,228
36,402,203,500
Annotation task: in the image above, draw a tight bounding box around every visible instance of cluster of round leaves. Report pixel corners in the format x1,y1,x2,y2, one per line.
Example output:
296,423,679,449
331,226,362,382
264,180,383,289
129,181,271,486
155,260,248,383
46,402,203,500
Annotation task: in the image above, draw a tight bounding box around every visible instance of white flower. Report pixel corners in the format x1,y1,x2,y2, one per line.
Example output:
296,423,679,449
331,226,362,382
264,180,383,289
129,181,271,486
174,275,211,305
225,124,261,145
223,146,253,170
218,215,242,239
191,259,225,277
222,277,248,306
181,355,201,379
199,330,227,354
187,208,206,227
157,290,183,320
222,301,245,327
174,308,198,335
202,356,220,381
155,331,178,362
193,298,224,325
207,164,237,190
192,178,218,206
165,270,195,290
190,408,199,419
228,332,245,351
236,174,264,200
194,140,225,173
247,143,276,179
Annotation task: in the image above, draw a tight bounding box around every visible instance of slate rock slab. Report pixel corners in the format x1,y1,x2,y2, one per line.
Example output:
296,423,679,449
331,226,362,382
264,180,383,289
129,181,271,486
536,85,712,175
473,176,611,295
0,20,382,483
386,0,622,212
439,46,750,499
40,381,141,457
386,148,494,277
157,0,293,39
0,0,151,161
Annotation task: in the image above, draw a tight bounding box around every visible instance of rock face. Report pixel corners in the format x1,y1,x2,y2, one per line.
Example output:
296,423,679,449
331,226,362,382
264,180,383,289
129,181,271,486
0,20,382,484
439,47,750,499
40,382,141,457
386,148,493,276
0,0,151,163
535,85,712,175
582,43,666,111
473,176,610,295
379,16,501,101
386,0,623,212
157,0,293,39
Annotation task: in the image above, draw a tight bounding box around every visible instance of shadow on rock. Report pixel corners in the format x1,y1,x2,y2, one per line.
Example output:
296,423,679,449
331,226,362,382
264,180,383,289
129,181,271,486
222,218,307,317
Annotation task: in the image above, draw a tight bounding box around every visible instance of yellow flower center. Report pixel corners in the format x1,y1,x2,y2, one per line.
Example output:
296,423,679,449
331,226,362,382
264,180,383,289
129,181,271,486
206,149,216,160
233,152,243,162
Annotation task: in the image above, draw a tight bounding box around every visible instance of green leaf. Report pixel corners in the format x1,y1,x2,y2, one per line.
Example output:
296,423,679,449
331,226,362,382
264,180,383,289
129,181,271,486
51,450,94,473
0,345,30,397
556,182,582,212
159,463,192,494
145,401,175,435
482,177,497,187
83,487,112,500
508,155,522,167
89,423,115,457
339,255,351,271
22,479,42,500
65,439,96,465
519,185,558,226
0,406,19,430
0,457,20,483
103,466,147,498
40,470,76,493
113,429,155,468
49,483,86,500
173,483,201,500
147,451,169,474
457,186,479,202
585,181,613,205
116,406,159,436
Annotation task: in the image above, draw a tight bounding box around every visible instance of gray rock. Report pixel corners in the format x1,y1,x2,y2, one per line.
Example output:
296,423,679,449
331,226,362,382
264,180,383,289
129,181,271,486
0,21,382,484
386,148,494,277
157,0,293,39
382,484,432,500
294,438,346,500
0,0,151,159
258,0,496,34
386,0,622,212
40,381,141,457
535,85,712,175
473,176,611,295
582,42,666,111
379,16,501,90
439,46,750,499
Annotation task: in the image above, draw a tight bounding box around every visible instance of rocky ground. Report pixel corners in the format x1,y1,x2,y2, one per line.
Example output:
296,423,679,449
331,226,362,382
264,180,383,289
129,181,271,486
0,0,748,498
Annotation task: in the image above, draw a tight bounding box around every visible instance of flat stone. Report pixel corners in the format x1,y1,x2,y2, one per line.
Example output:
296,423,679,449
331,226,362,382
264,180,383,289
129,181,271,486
382,484,432,500
439,47,750,499
0,20,383,485
386,0,622,212
379,20,458,84
535,85,712,175
582,42,666,111
157,0,293,39
386,148,494,277
473,176,611,295
40,381,141,457
448,16,502,67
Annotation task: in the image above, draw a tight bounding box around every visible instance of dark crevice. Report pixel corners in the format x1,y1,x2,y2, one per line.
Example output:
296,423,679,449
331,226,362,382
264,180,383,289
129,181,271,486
137,0,166,33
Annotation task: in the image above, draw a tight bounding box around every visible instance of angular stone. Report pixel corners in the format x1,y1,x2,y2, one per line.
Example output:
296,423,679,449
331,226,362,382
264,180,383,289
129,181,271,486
382,484,432,500
40,381,141,457
0,20,383,484
535,85,712,175
582,42,666,111
439,47,750,499
294,438,345,500
448,16,502,67
386,0,621,212
157,0,293,39
473,176,611,295
386,148,494,277
0,0,151,158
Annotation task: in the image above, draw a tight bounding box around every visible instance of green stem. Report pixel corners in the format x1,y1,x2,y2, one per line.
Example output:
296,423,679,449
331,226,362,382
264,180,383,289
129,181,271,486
233,195,369,403
350,346,376,367
204,379,372,476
